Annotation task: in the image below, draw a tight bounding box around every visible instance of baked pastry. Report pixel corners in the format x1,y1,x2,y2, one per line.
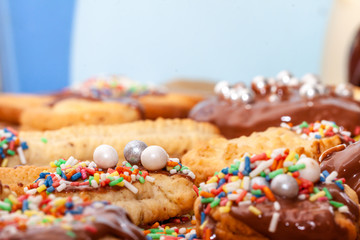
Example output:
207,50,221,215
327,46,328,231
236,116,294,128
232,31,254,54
70,75,204,120
182,120,353,185
189,71,360,138
0,93,54,124
0,143,197,226
320,141,360,199
3,118,219,167
20,96,142,131
0,77,204,130
0,184,145,240
194,148,360,239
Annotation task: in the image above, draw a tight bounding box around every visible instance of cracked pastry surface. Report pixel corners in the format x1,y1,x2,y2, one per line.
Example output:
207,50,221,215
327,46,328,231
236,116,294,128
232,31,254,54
182,126,345,185
20,98,142,131
5,118,220,167
0,158,197,226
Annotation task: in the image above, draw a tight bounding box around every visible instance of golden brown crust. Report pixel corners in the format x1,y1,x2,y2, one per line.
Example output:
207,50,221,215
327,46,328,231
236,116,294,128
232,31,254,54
194,185,360,240
20,99,141,131
182,127,343,185
0,94,54,124
7,118,220,167
0,166,196,226
138,93,203,119
0,166,53,188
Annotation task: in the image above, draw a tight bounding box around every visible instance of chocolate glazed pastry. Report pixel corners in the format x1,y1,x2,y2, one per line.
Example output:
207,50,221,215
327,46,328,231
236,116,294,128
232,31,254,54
194,148,359,240
320,141,360,199
1,206,146,240
196,184,359,240
48,90,145,118
189,71,359,139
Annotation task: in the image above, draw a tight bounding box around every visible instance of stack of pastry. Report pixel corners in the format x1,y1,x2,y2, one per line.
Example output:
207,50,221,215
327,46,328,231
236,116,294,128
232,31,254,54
0,76,205,131
1,71,360,240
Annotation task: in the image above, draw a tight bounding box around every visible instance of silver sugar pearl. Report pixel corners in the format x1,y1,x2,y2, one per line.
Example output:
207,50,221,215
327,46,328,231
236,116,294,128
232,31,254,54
230,83,247,100
268,77,276,85
270,174,299,198
276,70,293,85
123,140,148,165
239,88,255,104
214,81,230,98
288,77,300,87
230,88,255,104
268,94,280,102
233,82,246,90
335,83,353,98
229,88,241,102
252,76,270,94
250,177,269,189
301,73,321,85
299,83,322,99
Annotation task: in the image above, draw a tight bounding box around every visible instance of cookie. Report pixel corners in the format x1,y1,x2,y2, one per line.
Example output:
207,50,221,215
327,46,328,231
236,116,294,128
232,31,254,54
3,118,219,167
194,148,360,240
139,93,203,119
0,143,197,226
189,71,360,138
0,93,54,124
0,185,145,240
20,98,142,131
182,121,352,185
71,76,204,120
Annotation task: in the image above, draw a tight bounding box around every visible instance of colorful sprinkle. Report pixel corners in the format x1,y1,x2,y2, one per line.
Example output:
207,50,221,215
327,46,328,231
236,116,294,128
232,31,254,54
0,127,28,166
197,147,350,238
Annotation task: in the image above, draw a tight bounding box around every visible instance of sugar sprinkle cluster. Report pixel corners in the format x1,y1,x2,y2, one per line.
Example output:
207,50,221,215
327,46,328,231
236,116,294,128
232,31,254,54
24,156,195,196
0,127,28,167
143,215,198,240
198,148,348,237
281,120,355,142
0,192,108,238
72,76,162,99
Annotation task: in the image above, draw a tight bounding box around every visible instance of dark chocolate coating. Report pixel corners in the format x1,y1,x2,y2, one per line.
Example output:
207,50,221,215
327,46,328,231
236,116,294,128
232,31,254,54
189,87,360,139
200,183,359,240
321,141,360,199
0,205,146,240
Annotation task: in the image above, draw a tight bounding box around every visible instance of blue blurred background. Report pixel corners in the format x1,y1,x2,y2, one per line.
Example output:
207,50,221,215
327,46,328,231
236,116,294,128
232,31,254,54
0,0,333,93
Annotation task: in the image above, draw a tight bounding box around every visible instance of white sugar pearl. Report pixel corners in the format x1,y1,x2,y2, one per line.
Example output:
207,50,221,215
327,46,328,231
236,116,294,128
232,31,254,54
141,146,168,171
270,174,298,198
297,157,320,183
93,144,119,169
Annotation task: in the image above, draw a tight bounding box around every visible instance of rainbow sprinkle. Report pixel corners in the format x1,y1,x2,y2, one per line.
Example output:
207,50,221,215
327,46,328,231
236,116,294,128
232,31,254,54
281,120,355,142
143,215,198,240
0,127,28,166
24,157,195,195
0,193,109,237
198,148,348,237
71,75,163,99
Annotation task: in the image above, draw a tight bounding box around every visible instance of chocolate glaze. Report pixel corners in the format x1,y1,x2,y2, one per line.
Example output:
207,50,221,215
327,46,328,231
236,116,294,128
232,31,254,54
321,141,360,199
200,183,359,240
0,205,146,240
349,27,360,86
189,87,360,139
